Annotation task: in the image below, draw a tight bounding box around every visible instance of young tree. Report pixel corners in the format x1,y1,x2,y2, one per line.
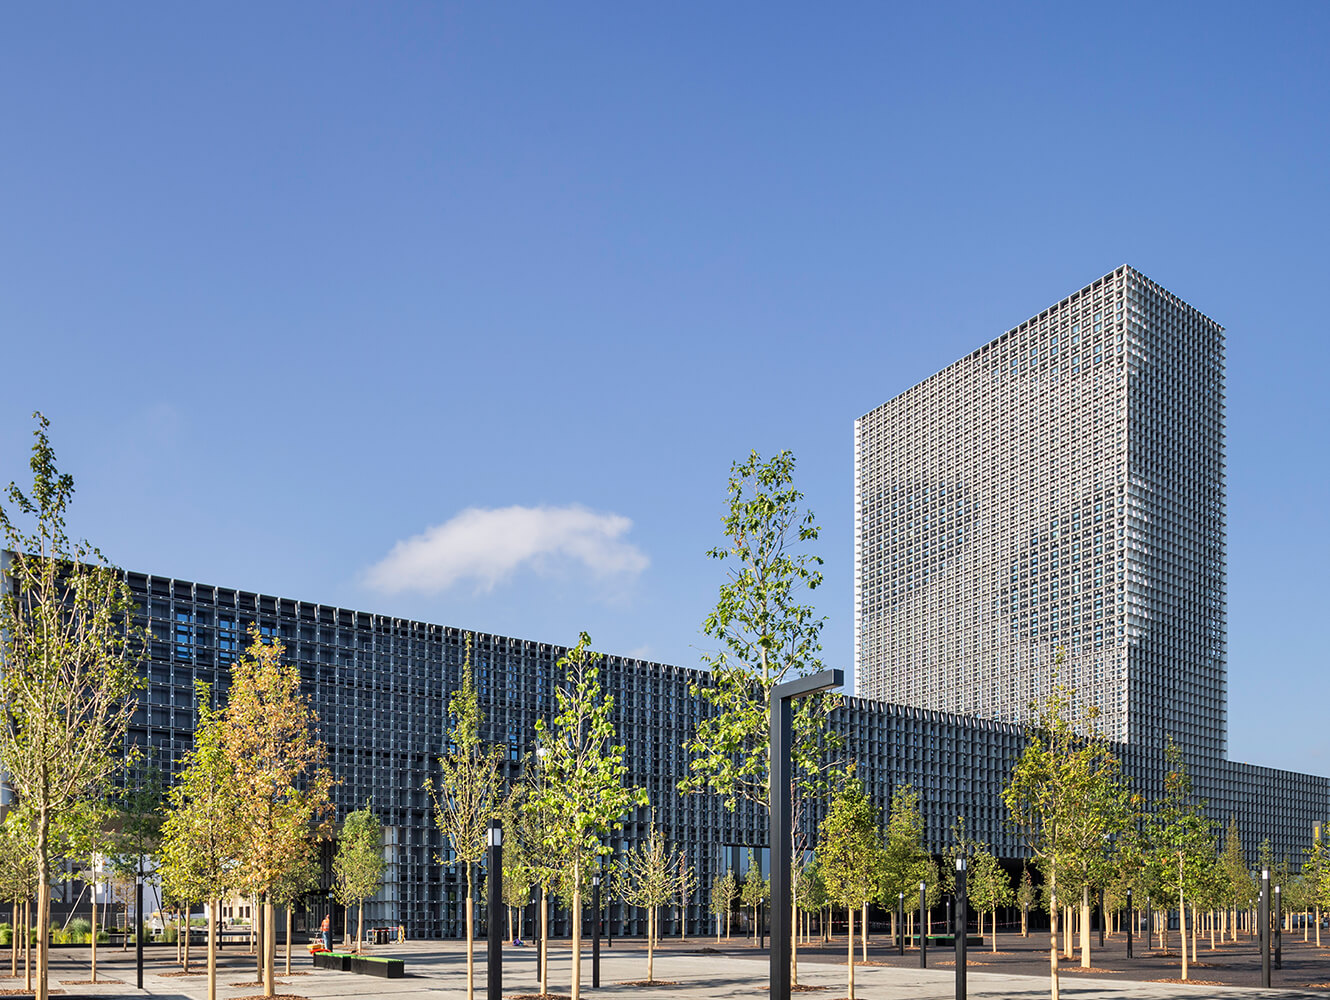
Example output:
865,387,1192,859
107,761,165,962
1304,835,1330,948
1146,741,1217,981
159,683,243,1000
1218,817,1255,943
1017,866,1038,937
816,777,886,1000
880,785,930,949
1003,683,1129,1000
617,823,684,982
680,451,841,981
968,850,1013,952
424,635,504,1000
533,632,646,1000
740,848,769,942
333,808,386,955
221,629,335,1000
271,846,320,974
710,869,739,942
0,413,146,1000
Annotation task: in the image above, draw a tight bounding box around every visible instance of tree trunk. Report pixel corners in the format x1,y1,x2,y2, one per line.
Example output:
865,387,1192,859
466,880,475,1000
571,868,583,1000
1317,905,1322,948
12,900,18,978
24,899,31,993
539,887,549,997
90,893,98,982
255,900,262,983
357,902,365,956
991,909,997,953
507,906,513,947
184,908,192,973
1021,904,1027,938
1081,886,1090,968
1049,877,1060,1000
647,906,654,982
861,902,867,963
1179,882,1187,982
285,907,292,975
263,899,277,999
207,901,218,1000
791,893,799,986
846,904,855,1000
37,872,50,1000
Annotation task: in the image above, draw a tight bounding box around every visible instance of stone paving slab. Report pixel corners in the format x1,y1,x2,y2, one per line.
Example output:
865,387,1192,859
18,940,1330,1000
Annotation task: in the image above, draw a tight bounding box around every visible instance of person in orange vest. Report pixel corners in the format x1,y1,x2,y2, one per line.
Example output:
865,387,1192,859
320,915,331,952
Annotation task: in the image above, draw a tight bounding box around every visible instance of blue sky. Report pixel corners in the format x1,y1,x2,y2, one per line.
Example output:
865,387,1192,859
1,4,1326,773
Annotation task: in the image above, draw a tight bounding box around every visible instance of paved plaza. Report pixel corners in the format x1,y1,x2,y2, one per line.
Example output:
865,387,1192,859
16,934,1330,1000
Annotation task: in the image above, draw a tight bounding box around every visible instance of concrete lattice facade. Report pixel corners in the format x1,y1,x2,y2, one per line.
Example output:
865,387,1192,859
108,564,1326,940
854,265,1226,759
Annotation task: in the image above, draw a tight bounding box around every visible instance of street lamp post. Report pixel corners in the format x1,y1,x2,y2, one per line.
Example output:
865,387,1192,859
592,871,601,988
897,892,905,955
1271,882,1282,968
769,669,842,1000
487,820,502,1000
1260,869,1271,988
919,882,928,969
1126,888,1133,959
954,857,967,1000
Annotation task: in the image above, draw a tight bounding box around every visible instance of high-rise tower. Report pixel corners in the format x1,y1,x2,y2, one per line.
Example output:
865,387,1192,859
853,266,1226,756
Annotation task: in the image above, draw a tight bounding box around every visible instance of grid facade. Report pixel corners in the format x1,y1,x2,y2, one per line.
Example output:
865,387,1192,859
854,265,1227,758
4,554,1324,934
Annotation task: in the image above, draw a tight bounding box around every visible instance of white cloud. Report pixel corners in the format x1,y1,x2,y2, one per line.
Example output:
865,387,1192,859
365,504,649,594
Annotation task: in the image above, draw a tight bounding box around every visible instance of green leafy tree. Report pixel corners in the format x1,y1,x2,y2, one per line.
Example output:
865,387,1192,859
496,785,534,944
424,635,503,1000
880,785,930,945
1304,834,1330,947
968,849,1013,952
221,628,335,999
1218,817,1254,941
740,848,769,941
1146,741,1217,980
1017,866,1038,937
1003,683,1129,999
159,682,243,1000
815,777,887,1000
533,632,646,1000
681,451,841,981
333,808,385,955
616,823,684,982
107,762,165,960
710,869,739,941
271,846,320,974
0,414,146,1000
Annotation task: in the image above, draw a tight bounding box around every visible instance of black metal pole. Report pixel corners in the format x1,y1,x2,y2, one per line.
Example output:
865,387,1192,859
769,669,841,1000
954,859,967,1000
487,819,502,1000
770,694,792,1000
136,876,144,990
1275,885,1282,970
1098,889,1104,948
898,893,905,955
919,882,927,969
1260,869,1270,988
592,873,601,988
1126,888,1133,959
